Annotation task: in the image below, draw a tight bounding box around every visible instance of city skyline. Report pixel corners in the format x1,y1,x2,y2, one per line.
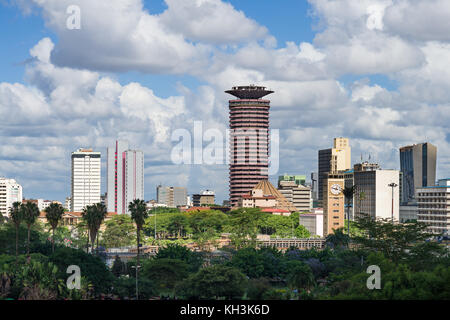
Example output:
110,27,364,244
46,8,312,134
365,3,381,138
1,1,449,204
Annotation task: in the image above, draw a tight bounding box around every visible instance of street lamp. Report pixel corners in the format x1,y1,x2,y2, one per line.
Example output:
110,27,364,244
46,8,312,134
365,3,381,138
130,264,141,300
388,182,398,223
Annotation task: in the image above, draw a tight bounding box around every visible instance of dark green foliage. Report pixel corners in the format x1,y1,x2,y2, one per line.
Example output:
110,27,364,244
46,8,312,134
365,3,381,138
112,276,155,300
101,215,136,248
111,255,126,277
246,277,272,300
155,243,203,272
141,258,189,293
228,247,286,279
49,247,114,295
176,265,247,299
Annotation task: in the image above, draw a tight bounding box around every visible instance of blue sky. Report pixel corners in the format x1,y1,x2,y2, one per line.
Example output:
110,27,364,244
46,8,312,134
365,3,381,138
0,0,448,204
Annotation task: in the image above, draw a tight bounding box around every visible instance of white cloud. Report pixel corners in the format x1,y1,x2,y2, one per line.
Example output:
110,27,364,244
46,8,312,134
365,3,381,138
159,0,268,44
384,0,450,42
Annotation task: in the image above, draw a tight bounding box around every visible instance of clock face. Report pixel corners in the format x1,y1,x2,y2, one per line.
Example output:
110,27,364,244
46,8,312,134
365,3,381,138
330,184,342,195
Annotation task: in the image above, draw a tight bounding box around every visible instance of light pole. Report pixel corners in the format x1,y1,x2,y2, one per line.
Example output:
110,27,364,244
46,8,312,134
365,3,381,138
388,182,398,223
131,264,141,300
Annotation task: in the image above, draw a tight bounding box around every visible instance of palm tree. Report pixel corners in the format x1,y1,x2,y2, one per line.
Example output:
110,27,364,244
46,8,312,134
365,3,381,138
81,203,107,254
22,201,40,258
9,202,24,259
342,186,356,237
45,203,65,253
325,228,349,249
128,199,149,300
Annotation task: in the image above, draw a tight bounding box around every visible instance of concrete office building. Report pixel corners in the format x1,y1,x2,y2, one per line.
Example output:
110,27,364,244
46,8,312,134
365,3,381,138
278,174,306,186
400,142,437,204
278,180,311,212
299,213,324,237
0,178,23,217
399,204,418,223
318,138,351,206
225,85,273,206
353,168,400,221
192,190,215,207
71,148,101,212
157,185,187,208
417,179,450,235
107,141,145,214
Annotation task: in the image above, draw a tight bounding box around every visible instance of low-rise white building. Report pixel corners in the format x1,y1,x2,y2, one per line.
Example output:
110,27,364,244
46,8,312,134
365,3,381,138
299,213,324,237
0,178,23,217
417,179,450,235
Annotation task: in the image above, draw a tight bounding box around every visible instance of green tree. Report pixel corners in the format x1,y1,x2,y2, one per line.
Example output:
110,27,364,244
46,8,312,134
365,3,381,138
155,243,203,272
49,247,114,295
141,258,189,294
128,199,149,299
353,215,434,262
342,186,356,236
325,228,349,249
9,202,23,258
111,255,126,277
246,277,272,300
101,214,136,248
44,203,65,253
81,203,107,254
167,214,189,238
23,202,40,258
285,260,315,293
176,265,247,299
294,225,311,238
228,208,262,249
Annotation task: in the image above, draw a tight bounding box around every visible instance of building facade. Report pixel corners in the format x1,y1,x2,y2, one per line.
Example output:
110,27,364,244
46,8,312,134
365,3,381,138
323,178,345,236
353,168,400,221
107,141,144,214
192,190,215,207
0,178,22,217
399,204,418,223
318,138,351,206
278,174,306,186
225,85,273,206
299,213,324,237
417,179,450,235
278,180,311,212
156,185,187,207
400,142,437,204
71,148,101,212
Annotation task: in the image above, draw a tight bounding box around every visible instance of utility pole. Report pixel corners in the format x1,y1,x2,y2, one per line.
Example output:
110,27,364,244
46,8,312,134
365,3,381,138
388,182,398,223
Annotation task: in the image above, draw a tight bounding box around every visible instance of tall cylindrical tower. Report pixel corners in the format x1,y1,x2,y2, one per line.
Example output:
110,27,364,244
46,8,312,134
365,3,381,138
225,85,274,206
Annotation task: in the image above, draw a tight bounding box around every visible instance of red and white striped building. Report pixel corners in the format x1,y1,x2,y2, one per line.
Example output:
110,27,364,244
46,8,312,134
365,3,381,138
225,85,273,206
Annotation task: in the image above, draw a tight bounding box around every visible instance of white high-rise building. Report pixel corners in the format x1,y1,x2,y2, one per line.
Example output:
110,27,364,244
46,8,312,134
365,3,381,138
123,150,144,214
354,168,400,221
107,141,144,214
0,178,23,217
71,148,101,212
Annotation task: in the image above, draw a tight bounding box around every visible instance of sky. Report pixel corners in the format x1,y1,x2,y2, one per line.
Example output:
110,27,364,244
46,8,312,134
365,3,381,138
0,0,449,204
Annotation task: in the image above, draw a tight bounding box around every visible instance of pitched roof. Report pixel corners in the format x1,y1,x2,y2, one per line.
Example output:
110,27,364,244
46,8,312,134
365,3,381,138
252,180,297,212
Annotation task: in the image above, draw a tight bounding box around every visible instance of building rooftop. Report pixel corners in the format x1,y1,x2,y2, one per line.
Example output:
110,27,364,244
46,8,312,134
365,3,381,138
225,85,274,99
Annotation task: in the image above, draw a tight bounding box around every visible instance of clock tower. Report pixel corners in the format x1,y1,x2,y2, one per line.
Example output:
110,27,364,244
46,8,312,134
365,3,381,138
323,178,345,237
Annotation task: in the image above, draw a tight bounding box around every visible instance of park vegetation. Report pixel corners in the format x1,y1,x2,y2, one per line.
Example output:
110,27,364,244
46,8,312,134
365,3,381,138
0,204,448,300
